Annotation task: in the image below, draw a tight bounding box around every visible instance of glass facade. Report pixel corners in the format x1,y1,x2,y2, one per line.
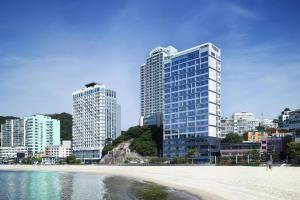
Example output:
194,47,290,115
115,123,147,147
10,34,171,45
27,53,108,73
163,43,221,162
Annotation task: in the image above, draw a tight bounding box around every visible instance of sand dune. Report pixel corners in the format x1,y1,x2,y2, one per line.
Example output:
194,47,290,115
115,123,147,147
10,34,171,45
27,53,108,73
0,165,299,200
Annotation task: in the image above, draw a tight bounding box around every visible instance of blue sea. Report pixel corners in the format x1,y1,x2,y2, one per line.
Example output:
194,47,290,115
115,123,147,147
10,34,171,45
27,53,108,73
0,171,199,200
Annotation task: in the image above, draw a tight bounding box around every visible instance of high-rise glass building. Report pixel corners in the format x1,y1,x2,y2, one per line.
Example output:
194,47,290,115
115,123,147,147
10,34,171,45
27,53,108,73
0,119,26,147
140,46,178,126
72,82,120,161
26,115,60,156
163,43,221,162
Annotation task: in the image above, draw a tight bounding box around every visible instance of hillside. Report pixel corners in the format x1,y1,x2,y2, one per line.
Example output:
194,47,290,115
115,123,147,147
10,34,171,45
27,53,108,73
47,112,72,141
100,140,144,164
102,125,163,158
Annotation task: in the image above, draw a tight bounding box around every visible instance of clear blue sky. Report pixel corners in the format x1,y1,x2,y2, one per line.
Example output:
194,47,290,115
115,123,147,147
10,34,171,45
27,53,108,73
0,0,299,130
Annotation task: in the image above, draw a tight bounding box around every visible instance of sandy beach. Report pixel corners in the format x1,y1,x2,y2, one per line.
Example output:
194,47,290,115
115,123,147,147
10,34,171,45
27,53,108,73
0,165,299,200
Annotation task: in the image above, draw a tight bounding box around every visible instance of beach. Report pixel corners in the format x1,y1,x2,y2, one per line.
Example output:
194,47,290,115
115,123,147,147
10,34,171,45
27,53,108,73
0,165,299,200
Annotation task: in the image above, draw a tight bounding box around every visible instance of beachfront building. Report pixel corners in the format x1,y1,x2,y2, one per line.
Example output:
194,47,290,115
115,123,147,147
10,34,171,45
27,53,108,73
163,43,221,162
220,143,260,157
140,46,178,126
0,118,26,147
72,83,120,162
260,136,292,154
243,127,292,155
45,140,72,158
26,115,60,156
289,109,300,142
0,118,27,159
0,146,27,159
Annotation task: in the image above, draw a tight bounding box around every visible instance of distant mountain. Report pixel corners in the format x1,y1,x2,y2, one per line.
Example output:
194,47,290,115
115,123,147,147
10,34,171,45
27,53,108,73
47,112,72,141
0,116,19,125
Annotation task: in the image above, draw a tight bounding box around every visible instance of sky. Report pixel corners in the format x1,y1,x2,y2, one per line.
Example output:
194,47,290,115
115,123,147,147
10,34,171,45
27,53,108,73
0,0,300,130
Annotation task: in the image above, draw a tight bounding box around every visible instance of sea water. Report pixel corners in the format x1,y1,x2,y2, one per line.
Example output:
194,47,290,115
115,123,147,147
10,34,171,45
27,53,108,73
0,171,199,200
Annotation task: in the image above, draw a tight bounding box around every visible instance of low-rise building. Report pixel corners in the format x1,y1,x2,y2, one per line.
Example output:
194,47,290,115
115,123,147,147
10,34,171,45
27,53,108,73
243,128,291,143
243,127,292,154
220,143,260,157
45,140,72,158
42,156,56,165
243,131,268,143
0,146,27,159
260,136,292,154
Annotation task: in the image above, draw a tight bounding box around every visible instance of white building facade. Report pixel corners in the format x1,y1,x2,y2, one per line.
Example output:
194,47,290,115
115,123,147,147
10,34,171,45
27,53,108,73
0,146,27,159
45,140,72,158
220,112,278,138
72,83,120,161
261,119,278,129
220,117,234,138
220,112,259,137
232,112,260,135
0,119,26,147
140,46,178,126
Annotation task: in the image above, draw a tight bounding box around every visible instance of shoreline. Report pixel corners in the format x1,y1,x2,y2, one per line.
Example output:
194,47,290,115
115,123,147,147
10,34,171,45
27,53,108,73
0,165,299,200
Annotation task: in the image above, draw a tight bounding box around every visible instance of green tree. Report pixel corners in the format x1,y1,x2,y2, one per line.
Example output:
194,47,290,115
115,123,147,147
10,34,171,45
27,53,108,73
101,125,163,158
173,157,188,164
102,145,114,158
35,157,42,164
187,148,197,164
149,157,167,164
250,149,260,160
126,126,144,138
287,142,300,164
66,155,81,164
221,133,243,144
130,132,157,156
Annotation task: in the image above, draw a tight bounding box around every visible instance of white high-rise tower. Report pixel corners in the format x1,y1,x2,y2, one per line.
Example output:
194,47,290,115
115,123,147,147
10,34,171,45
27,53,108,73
72,82,120,162
140,46,177,126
